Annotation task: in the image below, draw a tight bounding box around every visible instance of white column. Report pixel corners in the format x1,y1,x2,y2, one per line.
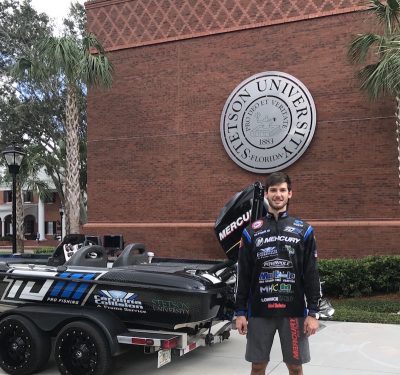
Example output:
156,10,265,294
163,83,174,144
62,215,66,240
38,196,45,241
1,219,4,237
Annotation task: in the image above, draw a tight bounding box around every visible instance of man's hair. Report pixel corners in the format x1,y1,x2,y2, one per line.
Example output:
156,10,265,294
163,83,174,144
265,172,292,191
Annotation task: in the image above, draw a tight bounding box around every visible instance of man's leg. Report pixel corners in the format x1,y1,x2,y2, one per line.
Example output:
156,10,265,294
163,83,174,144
251,362,268,375
246,317,277,374
278,317,310,374
286,363,303,375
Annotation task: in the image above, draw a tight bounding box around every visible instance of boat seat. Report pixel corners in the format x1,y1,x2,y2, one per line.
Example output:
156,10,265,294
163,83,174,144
113,243,149,267
65,245,108,268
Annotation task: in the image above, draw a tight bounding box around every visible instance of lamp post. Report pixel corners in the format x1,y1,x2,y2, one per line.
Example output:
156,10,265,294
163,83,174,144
2,143,25,254
59,205,64,240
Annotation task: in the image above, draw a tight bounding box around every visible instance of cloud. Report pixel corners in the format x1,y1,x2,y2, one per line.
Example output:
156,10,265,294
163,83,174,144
30,0,85,34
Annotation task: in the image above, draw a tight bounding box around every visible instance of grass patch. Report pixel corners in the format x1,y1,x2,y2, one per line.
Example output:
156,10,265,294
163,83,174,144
330,294,400,324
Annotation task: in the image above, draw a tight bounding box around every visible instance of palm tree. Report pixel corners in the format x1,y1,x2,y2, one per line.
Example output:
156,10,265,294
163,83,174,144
12,33,113,234
348,0,400,201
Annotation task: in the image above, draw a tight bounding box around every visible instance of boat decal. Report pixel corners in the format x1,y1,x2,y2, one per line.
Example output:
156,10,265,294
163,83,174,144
51,273,96,299
0,269,106,306
152,299,190,315
1,269,58,304
93,289,147,314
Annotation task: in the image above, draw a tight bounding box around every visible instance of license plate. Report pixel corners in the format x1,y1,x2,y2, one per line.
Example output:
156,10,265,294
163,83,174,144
157,349,171,368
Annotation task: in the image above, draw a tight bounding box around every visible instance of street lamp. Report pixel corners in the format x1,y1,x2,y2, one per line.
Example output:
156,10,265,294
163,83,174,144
59,205,64,240
2,143,25,253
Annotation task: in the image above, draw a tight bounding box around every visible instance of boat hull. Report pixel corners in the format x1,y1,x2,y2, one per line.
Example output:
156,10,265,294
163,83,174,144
0,264,228,331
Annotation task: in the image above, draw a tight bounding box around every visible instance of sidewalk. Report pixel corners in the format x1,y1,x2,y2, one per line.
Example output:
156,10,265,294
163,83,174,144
4,321,398,375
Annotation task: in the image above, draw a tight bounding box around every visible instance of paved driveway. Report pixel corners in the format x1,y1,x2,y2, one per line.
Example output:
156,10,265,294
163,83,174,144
1,321,399,374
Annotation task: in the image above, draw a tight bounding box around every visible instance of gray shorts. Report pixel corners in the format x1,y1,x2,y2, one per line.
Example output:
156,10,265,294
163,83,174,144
245,316,310,365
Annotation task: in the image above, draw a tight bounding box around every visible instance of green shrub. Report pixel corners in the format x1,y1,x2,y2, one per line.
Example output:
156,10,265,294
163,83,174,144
34,247,55,254
319,255,400,298
331,299,400,324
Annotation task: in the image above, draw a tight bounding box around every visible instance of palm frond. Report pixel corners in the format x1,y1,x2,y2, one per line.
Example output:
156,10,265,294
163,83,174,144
81,54,113,88
82,32,106,55
369,0,400,34
348,33,386,63
358,56,399,98
10,56,48,82
39,36,80,81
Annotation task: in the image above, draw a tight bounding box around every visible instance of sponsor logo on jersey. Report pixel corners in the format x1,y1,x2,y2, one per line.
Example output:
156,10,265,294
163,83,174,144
285,245,295,256
263,258,293,269
254,229,268,237
283,226,302,235
262,296,278,302
259,270,295,282
255,237,264,247
264,236,300,244
260,283,292,293
267,303,287,309
257,247,278,259
279,295,295,302
293,220,304,227
252,220,263,230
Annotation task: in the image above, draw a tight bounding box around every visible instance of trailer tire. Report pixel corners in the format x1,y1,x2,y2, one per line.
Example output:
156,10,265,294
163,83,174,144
0,315,51,375
55,320,112,375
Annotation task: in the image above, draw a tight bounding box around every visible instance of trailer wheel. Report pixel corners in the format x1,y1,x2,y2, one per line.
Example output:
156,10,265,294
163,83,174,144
55,321,112,375
0,315,51,375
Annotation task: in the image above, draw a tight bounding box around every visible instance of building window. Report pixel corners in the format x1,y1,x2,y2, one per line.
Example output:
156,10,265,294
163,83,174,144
23,191,33,203
3,191,12,203
44,192,57,203
45,221,58,235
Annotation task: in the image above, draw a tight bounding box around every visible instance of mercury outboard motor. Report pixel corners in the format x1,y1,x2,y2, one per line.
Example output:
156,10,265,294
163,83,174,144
214,183,267,262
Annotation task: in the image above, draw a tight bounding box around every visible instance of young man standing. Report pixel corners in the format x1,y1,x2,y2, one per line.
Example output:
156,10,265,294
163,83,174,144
236,172,320,375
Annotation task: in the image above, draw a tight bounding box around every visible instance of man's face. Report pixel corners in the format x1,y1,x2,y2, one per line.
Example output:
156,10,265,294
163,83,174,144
265,182,292,212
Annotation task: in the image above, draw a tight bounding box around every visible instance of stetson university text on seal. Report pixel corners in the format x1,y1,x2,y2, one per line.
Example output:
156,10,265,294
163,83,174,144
220,71,316,173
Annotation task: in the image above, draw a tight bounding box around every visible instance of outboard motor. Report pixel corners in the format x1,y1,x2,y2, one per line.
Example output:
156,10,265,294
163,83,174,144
214,183,267,262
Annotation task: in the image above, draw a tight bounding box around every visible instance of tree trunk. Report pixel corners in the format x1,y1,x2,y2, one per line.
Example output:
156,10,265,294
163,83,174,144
65,84,81,234
16,177,24,253
396,97,400,204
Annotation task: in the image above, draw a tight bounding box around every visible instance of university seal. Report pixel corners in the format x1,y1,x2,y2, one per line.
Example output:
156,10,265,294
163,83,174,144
220,71,316,173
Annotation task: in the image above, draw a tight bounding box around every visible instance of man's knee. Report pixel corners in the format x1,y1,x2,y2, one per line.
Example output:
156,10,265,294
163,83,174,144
286,363,303,375
251,362,268,374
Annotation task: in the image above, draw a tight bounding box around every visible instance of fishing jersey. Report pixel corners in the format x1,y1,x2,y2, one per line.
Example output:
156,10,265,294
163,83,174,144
235,211,320,318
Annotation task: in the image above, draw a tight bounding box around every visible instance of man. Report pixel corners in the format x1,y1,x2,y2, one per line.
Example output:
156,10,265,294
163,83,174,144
236,172,320,375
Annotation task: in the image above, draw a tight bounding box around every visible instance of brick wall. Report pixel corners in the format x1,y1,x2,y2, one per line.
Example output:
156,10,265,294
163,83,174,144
85,3,400,259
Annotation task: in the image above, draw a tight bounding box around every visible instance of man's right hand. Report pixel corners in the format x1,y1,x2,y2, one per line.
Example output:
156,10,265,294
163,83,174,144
236,316,248,335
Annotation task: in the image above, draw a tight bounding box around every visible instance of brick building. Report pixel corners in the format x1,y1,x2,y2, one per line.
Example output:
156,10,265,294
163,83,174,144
84,0,400,259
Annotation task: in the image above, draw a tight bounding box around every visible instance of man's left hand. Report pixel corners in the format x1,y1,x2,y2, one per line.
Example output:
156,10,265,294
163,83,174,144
304,316,319,336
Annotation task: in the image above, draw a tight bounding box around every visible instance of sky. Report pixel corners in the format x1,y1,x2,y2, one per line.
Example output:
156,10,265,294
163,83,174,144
30,0,85,34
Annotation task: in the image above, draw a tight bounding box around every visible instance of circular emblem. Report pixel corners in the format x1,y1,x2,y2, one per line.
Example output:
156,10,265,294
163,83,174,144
220,71,316,173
